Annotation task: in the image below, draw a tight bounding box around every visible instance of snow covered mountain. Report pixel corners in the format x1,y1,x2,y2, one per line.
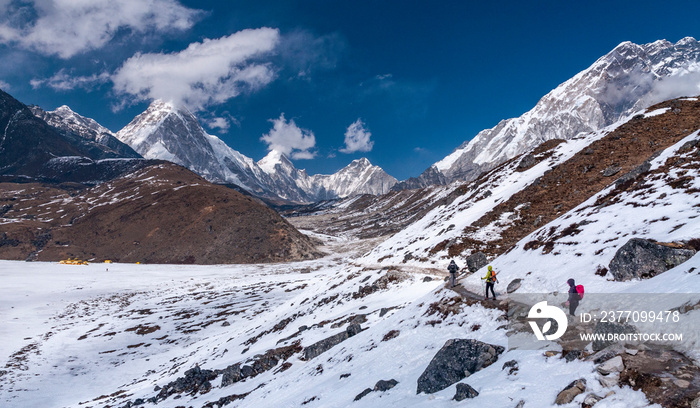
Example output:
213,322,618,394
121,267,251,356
420,37,700,185
3,96,700,408
30,104,140,159
115,100,397,203
115,100,275,198
258,150,397,202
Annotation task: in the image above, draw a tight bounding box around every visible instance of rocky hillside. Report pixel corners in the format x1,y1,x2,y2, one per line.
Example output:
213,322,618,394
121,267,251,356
0,163,322,264
406,37,700,188
359,97,700,269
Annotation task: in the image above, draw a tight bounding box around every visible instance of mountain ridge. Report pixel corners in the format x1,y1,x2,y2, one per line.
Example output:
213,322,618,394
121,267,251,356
405,37,700,188
113,100,398,203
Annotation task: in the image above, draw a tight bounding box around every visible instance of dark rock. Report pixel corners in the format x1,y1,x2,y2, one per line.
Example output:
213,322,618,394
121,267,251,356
555,378,586,404
608,238,696,281
221,321,231,327
379,307,391,317
374,379,398,391
354,388,373,401
219,342,302,387
423,276,433,282
453,383,479,401
517,153,537,171
514,400,525,408
220,364,242,387
602,166,621,177
563,350,582,362
359,305,368,310
416,339,504,394
506,278,522,293
155,366,217,401
502,360,519,375
340,373,351,379
466,252,488,273
302,324,362,361
592,322,637,351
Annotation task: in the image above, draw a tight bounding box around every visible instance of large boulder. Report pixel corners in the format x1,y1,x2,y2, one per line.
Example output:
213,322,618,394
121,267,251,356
416,339,504,394
466,252,488,273
453,383,479,401
608,238,696,281
507,278,522,293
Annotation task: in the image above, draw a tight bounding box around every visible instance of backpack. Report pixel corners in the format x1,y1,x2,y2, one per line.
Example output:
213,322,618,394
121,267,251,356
576,284,584,300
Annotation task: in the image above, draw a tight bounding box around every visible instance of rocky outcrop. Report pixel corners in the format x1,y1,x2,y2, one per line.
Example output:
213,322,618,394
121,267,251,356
354,379,399,401
453,383,479,400
155,366,217,401
220,342,301,387
507,279,522,293
301,324,363,361
608,238,696,281
555,378,586,405
416,339,504,394
466,252,488,273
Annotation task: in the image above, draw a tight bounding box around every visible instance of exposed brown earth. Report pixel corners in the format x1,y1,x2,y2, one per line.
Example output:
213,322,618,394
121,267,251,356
0,163,322,264
443,97,700,258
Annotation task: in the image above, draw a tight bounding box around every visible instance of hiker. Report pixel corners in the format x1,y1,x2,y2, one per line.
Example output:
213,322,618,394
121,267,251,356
447,260,460,288
481,265,498,300
567,278,580,316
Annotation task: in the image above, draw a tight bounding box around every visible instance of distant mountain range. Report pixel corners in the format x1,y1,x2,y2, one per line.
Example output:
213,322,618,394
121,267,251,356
405,37,700,187
0,89,321,264
32,99,398,204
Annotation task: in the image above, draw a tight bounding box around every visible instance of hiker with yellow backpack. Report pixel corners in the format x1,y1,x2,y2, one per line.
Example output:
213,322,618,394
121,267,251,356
481,265,498,300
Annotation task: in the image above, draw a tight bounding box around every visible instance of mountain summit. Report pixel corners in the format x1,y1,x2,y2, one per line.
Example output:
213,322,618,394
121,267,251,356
115,100,397,203
418,37,700,185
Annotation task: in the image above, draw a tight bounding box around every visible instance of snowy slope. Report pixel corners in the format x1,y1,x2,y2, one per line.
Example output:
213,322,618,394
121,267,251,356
361,124,617,268
430,37,700,184
2,246,681,408
460,129,700,295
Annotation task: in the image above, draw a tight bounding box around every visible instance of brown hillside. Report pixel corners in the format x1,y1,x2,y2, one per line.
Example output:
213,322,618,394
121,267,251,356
0,163,322,264
445,96,700,258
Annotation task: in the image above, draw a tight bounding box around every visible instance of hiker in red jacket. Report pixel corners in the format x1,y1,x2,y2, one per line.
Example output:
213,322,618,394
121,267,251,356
567,278,581,316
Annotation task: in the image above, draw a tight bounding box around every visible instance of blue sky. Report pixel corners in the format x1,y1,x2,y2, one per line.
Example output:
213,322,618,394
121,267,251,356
2,0,700,180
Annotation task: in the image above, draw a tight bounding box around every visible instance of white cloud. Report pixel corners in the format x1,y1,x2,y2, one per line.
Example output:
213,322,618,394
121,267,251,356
0,79,9,90
339,118,373,153
112,28,280,110
203,117,232,133
30,69,110,91
260,113,316,160
643,62,700,106
0,0,202,59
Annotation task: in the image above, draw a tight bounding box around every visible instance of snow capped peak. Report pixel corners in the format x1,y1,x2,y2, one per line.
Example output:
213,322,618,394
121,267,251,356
115,103,396,203
429,37,700,184
349,157,372,167
258,149,293,174
677,36,698,46
54,105,74,114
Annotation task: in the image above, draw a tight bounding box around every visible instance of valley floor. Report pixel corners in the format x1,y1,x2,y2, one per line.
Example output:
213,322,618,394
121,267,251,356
1,231,696,408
